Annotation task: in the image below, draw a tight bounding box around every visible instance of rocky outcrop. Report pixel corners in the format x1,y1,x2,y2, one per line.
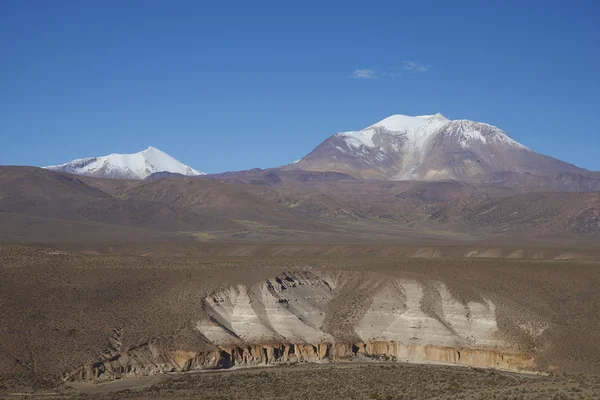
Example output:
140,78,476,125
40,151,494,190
67,341,534,381
67,271,543,381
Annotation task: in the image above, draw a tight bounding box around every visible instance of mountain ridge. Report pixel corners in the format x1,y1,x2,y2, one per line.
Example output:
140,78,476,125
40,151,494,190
37,114,597,183
44,146,203,180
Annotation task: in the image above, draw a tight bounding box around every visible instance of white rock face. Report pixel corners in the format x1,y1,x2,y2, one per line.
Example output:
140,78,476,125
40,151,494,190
347,280,501,349
73,271,541,381
44,146,203,179
198,272,506,350
198,272,335,345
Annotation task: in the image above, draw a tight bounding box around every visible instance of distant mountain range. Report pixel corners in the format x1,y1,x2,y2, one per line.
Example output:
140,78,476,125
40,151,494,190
44,146,203,179
42,114,595,182
4,112,600,243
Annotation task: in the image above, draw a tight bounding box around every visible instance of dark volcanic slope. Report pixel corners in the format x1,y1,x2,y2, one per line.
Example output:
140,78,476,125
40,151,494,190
0,167,341,243
0,167,219,238
206,168,357,186
1,166,599,244
461,191,600,236
206,171,600,241
0,166,110,211
471,171,600,192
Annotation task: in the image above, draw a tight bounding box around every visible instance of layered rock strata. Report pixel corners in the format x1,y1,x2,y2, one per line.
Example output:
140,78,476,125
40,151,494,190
67,271,540,381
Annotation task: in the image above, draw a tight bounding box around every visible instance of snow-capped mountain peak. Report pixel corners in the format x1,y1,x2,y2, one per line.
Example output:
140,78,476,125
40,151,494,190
335,113,451,153
370,113,449,132
288,113,585,181
44,147,204,180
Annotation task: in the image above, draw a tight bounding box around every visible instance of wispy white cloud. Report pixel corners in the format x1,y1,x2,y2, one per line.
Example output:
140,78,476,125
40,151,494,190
403,61,430,73
350,68,378,79
351,63,430,80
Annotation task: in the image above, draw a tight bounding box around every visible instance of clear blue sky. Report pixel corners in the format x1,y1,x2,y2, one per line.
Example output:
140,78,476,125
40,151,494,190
1,0,599,173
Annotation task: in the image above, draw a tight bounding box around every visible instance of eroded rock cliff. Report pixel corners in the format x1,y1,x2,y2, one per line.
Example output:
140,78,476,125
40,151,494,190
67,271,543,381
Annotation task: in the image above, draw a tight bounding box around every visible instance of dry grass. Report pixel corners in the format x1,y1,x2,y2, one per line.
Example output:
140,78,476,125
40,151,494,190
58,364,600,399
2,243,600,394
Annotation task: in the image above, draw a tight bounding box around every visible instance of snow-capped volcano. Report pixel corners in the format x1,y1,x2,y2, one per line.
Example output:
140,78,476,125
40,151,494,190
287,113,586,181
44,147,204,180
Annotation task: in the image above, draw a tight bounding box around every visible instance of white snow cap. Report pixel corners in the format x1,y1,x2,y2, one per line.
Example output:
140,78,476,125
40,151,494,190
336,113,527,151
372,112,448,132
337,113,450,149
45,146,204,179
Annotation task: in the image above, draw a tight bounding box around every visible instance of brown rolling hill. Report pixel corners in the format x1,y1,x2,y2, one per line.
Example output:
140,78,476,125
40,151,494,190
0,167,217,237
1,166,599,245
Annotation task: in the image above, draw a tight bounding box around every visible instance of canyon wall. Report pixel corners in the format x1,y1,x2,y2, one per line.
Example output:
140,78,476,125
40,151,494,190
68,341,534,381
68,271,541,381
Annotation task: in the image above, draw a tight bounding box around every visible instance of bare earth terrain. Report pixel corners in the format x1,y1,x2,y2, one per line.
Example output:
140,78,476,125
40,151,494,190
1,166,599,398
1,244,600,399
